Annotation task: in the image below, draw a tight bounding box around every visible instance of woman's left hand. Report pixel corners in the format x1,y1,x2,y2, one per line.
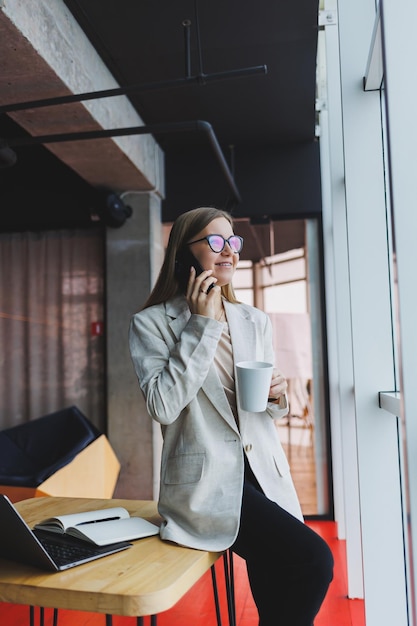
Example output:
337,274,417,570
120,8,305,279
268,368,288,401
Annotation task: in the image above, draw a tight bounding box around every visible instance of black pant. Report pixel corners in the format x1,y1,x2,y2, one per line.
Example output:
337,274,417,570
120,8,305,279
231,465,334,626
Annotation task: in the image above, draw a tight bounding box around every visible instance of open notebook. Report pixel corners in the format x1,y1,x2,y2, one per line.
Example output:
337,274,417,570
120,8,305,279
0,494,132,571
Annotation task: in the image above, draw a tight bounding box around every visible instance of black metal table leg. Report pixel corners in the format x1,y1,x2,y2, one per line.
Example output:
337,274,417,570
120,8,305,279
136,617,156,626
223,551,236,626
211,563,223,626
108,613,156,626
211,551,237,626
29,606,49,626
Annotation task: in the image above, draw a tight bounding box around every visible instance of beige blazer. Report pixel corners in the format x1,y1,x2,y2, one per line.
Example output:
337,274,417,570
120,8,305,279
129,296,303,551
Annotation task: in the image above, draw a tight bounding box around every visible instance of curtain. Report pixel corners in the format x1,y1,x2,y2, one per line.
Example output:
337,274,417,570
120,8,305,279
0,228,105,431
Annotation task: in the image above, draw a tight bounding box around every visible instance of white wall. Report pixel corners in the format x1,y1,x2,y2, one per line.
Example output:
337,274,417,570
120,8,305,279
382,0,417,621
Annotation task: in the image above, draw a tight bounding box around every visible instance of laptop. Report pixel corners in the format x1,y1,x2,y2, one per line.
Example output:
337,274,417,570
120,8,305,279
0,494,132,571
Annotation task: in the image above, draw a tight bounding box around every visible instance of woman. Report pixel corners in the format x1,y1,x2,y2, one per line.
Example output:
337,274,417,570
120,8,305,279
129,207,333,626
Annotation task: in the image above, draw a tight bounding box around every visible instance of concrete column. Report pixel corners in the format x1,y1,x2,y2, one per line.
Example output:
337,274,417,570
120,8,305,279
106,192,164,499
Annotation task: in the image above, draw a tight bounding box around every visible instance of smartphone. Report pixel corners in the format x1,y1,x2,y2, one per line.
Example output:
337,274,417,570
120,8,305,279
175,248,214,293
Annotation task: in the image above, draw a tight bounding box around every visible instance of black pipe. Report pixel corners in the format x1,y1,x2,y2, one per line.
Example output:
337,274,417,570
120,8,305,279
182,20,192,78
5,120,241,204
194,0,204,77
196,121,241,203
0,65,267,114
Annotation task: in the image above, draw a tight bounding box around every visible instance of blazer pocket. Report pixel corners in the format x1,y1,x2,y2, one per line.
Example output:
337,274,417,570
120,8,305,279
273,447,291,477
164,452,205,485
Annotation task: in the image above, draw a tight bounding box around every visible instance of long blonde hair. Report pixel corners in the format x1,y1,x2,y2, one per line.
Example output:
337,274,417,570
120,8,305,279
142,207,240,309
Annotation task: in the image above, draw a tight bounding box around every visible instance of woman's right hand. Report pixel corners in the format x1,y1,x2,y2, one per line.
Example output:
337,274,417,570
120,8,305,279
186,267,221,319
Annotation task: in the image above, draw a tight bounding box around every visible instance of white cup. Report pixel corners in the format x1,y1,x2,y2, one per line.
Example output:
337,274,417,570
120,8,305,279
236,360,274,412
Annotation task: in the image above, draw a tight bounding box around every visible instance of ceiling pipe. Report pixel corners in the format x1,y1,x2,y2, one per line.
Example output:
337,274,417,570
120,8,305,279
182,20,192,78
0,65,267,114
4,120,241,205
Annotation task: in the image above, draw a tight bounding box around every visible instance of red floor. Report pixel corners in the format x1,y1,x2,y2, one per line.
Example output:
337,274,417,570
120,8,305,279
1,521,365,626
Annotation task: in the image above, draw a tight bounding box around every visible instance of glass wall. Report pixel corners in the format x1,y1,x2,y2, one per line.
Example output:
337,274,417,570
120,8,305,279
234,218,331,517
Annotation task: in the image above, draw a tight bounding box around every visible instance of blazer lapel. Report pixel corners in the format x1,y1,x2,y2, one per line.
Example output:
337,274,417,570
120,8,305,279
224,300,256,365
224,301,259,425
165,297,240,433
202,368,239,433
166,296,190,339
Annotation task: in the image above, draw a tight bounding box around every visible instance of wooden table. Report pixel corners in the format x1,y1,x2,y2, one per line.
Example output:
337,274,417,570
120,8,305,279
0,497,228,625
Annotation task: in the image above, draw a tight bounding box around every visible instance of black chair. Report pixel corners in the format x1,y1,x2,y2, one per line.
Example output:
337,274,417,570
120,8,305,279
0,406,101,488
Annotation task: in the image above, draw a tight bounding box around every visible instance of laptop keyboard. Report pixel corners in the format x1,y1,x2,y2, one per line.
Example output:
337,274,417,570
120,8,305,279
37,533,111,565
